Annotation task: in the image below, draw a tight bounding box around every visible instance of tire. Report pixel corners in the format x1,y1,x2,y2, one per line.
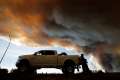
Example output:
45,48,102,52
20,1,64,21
17,60,31,72
62,60,75,74
17,60,37,74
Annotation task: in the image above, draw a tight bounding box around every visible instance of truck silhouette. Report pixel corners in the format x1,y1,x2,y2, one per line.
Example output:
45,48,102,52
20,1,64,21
16,50,90,74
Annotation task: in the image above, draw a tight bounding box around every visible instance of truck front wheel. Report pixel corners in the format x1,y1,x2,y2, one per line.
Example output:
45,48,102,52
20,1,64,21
16,60,36,74
16,60,30,72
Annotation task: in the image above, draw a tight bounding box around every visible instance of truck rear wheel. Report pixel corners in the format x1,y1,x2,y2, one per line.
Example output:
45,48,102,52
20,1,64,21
62,60,75,74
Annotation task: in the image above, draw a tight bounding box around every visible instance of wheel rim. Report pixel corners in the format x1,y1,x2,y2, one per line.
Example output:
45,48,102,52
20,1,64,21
67,65,74,73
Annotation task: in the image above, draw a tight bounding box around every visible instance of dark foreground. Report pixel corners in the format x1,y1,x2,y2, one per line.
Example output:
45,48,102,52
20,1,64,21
0,69,120,80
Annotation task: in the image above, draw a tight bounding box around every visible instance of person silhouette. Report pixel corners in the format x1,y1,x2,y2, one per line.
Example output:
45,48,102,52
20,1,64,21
81,54,91,73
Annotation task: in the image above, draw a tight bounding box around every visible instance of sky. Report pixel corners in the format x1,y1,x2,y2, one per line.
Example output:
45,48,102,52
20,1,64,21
0,0,120,73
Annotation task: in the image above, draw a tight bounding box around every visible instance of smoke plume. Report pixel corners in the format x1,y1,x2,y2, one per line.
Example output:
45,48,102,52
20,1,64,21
0,0,120,72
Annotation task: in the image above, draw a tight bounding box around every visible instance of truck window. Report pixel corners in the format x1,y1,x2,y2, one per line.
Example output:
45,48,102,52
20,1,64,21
40,50,57,55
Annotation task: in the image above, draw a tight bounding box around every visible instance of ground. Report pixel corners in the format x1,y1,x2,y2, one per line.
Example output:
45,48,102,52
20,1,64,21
0,69,120,80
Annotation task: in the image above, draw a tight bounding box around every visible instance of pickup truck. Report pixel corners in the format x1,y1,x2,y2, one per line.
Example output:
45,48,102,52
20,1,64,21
16,50,83,74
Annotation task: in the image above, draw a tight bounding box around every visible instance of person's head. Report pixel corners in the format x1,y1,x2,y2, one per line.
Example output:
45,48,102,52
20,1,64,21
81,54,84,57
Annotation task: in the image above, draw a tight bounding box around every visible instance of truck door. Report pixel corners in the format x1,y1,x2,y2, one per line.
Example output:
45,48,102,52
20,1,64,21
44,55,58,67
31,54,47,67
32,51,58,67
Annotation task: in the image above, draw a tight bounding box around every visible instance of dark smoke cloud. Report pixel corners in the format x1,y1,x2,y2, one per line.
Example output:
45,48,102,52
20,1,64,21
45,0,120,72
0,0,120,72
49,0,120,45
